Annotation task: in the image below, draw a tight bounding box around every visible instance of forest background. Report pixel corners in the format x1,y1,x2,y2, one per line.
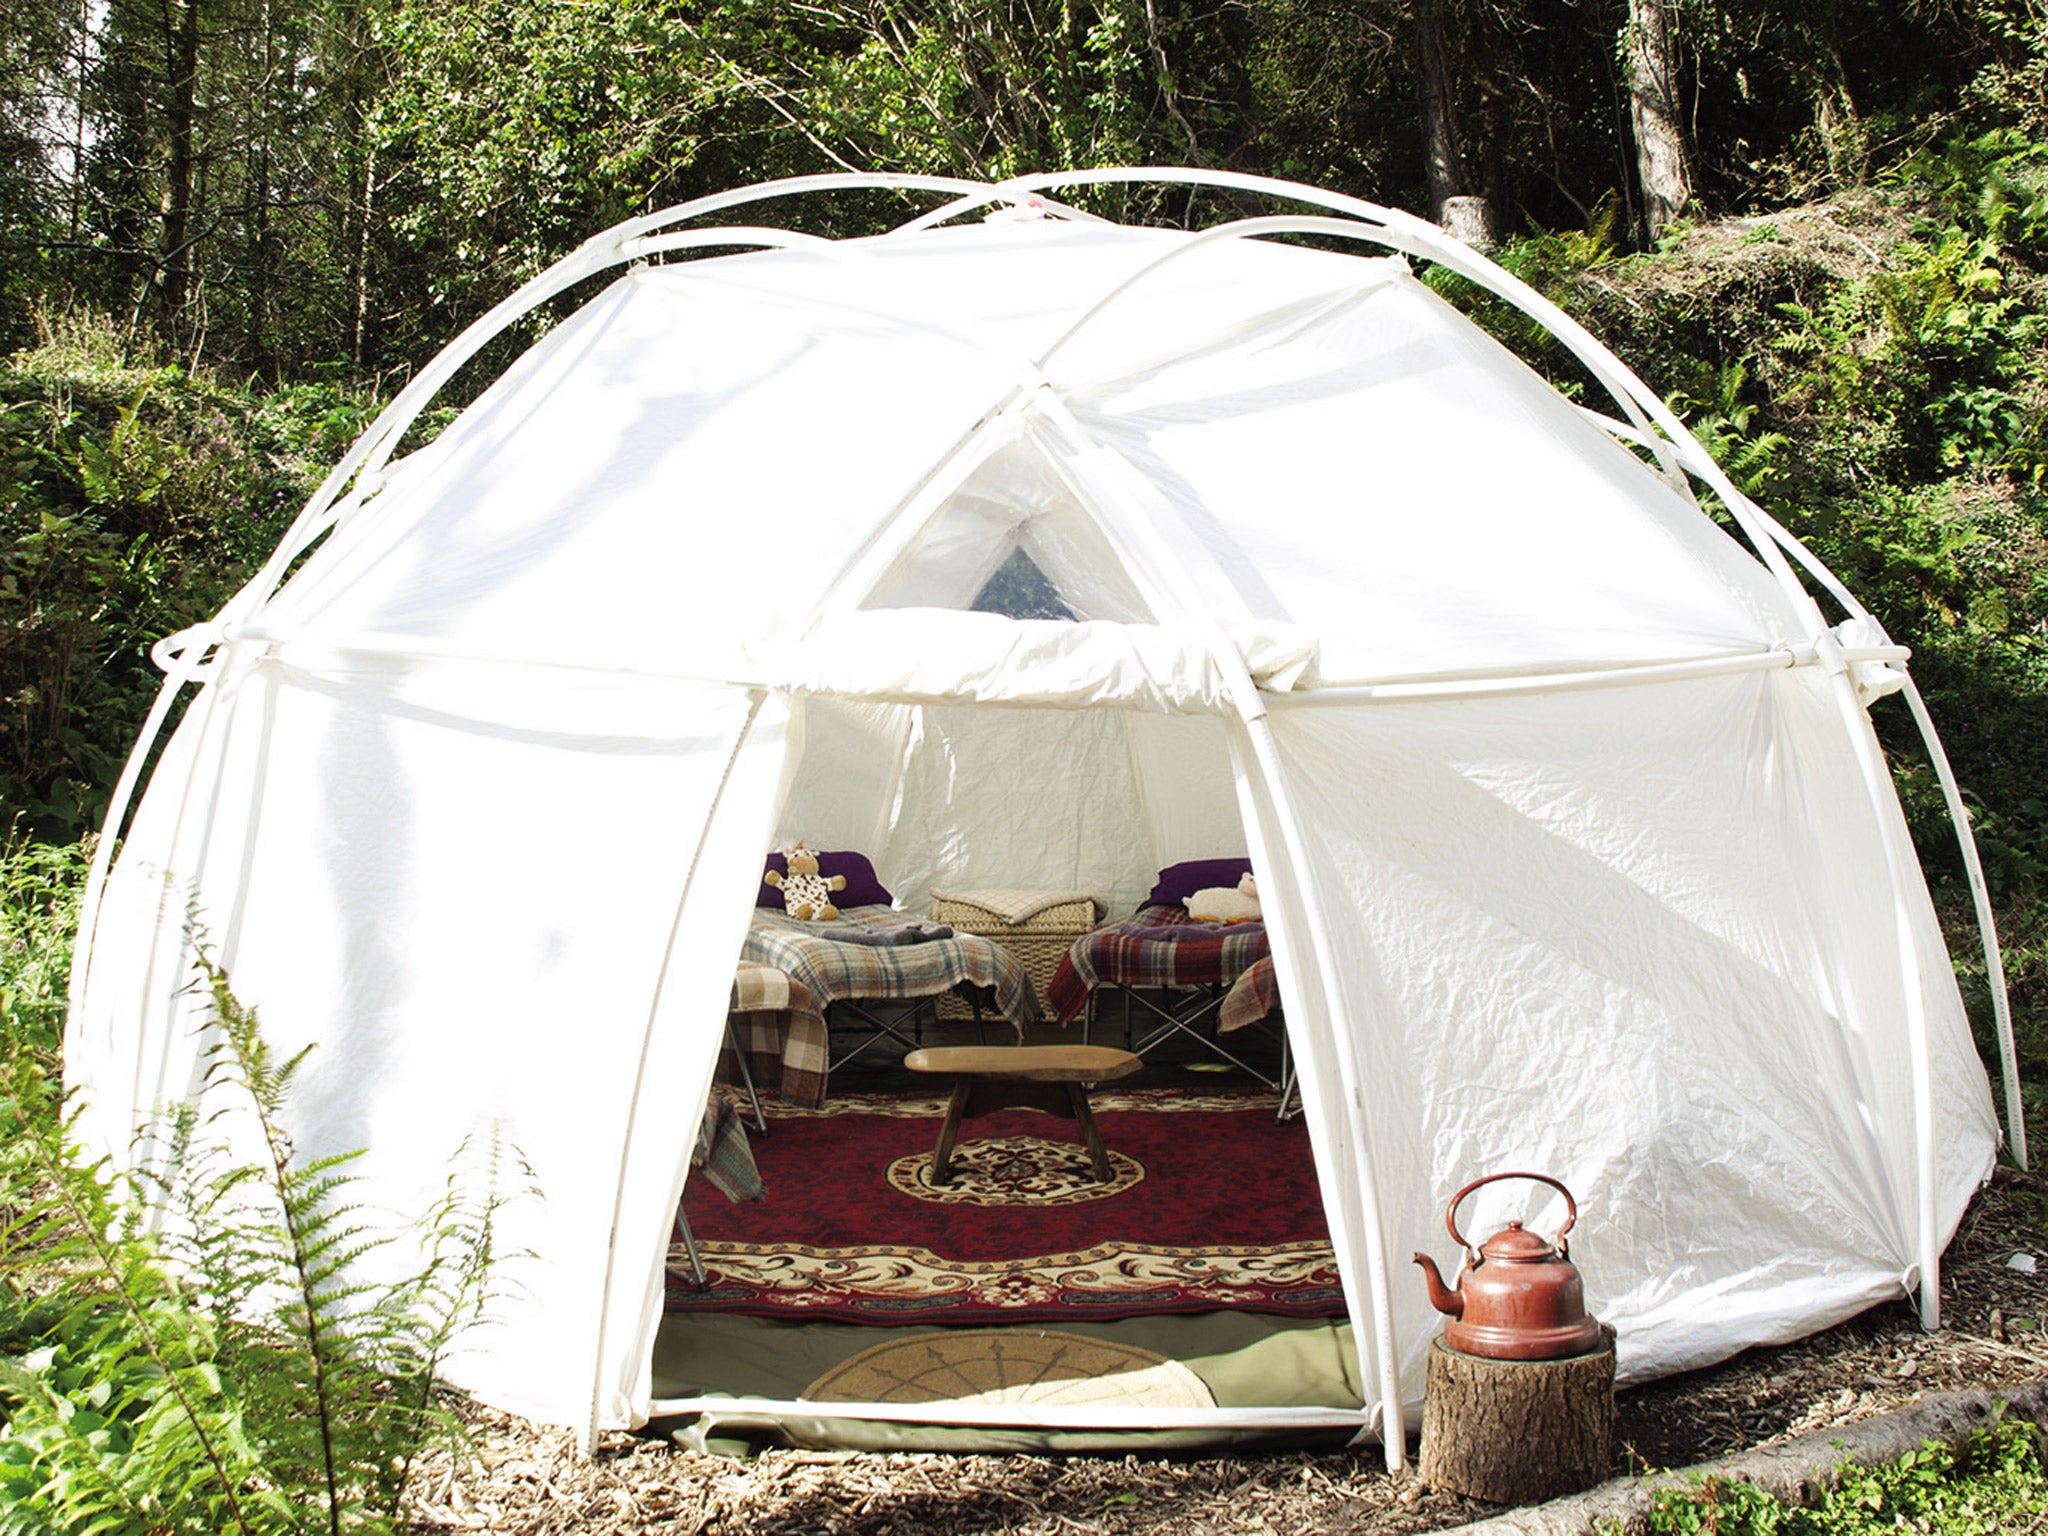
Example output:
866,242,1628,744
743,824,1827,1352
0,1,2045,1525
15,0,2048,1113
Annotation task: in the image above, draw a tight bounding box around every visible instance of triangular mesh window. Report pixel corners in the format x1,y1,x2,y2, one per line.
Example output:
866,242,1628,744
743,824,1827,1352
970,548,1077,621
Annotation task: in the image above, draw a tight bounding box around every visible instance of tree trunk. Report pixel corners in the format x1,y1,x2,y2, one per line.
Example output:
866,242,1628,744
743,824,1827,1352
1418,1333,1616,1505
1440,194,1499,250
1624,0,1692,242
158,0,201,344
1412,0,1463,220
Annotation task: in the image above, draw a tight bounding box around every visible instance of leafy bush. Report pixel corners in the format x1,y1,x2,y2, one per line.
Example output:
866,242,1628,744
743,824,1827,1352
0,312,379,841
0,832,85,1065
0,930,516,1535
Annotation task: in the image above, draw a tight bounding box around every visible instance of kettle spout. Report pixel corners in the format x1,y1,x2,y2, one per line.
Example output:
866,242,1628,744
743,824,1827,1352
1412,1252,1463,1318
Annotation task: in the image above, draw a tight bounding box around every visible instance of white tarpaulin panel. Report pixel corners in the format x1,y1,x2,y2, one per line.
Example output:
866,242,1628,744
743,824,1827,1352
68,190,2005,1445
72,652,764,1423
1263,669,1997,1406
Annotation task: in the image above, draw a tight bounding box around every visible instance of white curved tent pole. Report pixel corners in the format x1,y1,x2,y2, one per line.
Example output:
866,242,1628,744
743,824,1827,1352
1823,670,1945,1326
585,687,769,1449
1019,387,1410,1468
242,174,1073,609
1031,211,1676,490
1736,500,2021,1166
1898,678,2027,1168
936,168,1841,642
618,225,833,259
64,666,189,1022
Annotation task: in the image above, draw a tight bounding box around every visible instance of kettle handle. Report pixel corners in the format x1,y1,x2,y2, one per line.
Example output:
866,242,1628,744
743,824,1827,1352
1446,1171,1579,1257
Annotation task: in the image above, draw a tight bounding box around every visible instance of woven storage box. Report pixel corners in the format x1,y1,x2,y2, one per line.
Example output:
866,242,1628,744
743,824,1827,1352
930,889,1100,1021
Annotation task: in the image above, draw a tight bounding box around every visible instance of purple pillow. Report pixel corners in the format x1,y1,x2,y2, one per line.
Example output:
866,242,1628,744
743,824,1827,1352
758,850,894,911
1143,857,1253,910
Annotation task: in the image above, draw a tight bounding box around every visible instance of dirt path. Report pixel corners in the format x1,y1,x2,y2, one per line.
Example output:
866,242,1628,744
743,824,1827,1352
405,1170,2048,1534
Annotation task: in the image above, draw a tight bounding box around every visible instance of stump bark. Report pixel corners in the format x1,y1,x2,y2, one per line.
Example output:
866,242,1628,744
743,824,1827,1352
1418,1330,1616,1505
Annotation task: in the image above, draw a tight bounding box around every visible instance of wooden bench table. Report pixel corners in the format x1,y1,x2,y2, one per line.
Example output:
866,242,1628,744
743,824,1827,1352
902,1045,1143,1185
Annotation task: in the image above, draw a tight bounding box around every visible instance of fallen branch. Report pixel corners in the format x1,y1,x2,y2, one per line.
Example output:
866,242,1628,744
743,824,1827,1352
1448,1379,2048,1535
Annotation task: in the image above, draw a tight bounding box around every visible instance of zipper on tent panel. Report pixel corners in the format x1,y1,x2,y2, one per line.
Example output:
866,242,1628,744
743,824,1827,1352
585,688,775,1446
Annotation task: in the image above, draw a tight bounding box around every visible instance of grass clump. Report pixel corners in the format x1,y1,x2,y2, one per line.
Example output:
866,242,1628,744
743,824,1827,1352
1645,1414,2048,1532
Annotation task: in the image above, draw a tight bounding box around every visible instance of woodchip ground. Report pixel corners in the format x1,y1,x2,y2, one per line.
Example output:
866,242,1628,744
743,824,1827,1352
402,1169,2048,1534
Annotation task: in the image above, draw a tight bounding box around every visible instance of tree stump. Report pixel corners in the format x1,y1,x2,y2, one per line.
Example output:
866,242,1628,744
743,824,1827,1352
1417,1329,1616,1505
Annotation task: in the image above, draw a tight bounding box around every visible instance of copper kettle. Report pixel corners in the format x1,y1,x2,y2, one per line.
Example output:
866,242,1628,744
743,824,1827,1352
1413,1171,1604,1360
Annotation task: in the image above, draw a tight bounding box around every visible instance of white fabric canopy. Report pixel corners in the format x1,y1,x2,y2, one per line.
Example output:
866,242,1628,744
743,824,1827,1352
66,174,2002,1464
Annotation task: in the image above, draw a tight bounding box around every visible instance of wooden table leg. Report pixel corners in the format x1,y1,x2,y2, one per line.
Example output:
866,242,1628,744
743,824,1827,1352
931,1079,972,1185
1067,1082,1114,1183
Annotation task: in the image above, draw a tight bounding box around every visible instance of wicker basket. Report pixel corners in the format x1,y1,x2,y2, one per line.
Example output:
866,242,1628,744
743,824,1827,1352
930,889,1101,1021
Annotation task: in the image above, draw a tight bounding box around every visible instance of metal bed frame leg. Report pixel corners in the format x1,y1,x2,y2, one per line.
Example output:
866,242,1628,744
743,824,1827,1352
725,1020,768,1135
827,996,940,1073
675,1202,708,1290
1125,984,1285,1089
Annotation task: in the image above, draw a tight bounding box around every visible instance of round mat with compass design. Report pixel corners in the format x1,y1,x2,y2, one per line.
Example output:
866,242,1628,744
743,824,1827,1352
886,1135,1145,1205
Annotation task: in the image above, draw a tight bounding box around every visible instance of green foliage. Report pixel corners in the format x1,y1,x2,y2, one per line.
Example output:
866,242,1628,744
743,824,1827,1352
1455,124,2048,1134
1644,1414,2048,1533
0,832,85,1065
1664,360,1794,499
0,314,375,839
1771,224,2046,486
0,930,514,1534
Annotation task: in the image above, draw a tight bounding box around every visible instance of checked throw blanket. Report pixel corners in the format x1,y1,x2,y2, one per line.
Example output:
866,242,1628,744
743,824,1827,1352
1046,905,1271,1025
742,905,1040,1035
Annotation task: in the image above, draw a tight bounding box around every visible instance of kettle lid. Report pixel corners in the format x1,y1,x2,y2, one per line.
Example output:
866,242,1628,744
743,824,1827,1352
1479,1221,1559,1262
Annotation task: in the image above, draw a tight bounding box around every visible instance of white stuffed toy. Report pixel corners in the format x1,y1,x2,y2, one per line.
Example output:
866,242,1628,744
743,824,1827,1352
1186,870,1261,923
764,842,846,921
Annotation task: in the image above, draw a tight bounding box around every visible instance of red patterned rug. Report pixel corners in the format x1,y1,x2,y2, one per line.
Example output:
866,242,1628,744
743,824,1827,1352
666,1087,1347,1326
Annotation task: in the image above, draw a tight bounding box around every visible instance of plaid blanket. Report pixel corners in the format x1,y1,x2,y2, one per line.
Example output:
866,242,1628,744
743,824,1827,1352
742,905,1038,1035
1045,905,1271,1024
691,1086,765,1203
721,962,828,1109
1220,956,1281,1034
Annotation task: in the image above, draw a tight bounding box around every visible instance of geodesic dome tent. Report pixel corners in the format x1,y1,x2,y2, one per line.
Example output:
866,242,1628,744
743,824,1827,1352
64,170,2022,1463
